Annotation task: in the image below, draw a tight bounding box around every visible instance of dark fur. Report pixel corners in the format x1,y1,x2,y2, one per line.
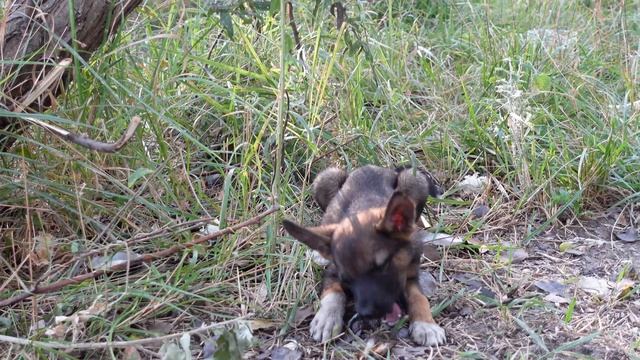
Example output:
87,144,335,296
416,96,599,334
283,165,441,321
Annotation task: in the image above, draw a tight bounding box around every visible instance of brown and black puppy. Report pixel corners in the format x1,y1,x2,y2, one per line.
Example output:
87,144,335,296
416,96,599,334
283,165,446,346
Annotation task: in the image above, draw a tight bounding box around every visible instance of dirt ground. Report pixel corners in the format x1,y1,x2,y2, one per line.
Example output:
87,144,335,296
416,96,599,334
253,208,640,360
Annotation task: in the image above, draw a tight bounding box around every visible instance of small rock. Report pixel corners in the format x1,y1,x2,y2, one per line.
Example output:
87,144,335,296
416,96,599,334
418,271,438,296
534,279,568,296
471,204,490,219
615,228,638,243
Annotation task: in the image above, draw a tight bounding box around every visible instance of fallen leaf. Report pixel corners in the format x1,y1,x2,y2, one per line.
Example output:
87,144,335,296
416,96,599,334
160,342,188,360
558,242,584,256
414,230,464,247
254,283,268,306
577,276,611,297
418,271,437,296
615,279,635,300
372,342,392,356
614,228,638,243
543,293,570,305
307,249,330,266
199,224,220,236
179,334,192,360
44,323,67,339
534,279,568,296
247,319,276,331
453,273,496,299
32,233,55,266
499,248,528,264
457,174,489,195
90,251,141,271
271,341,302,360
293,305,315,327
422,244,441,262
122,346,143,360
392,345,427,358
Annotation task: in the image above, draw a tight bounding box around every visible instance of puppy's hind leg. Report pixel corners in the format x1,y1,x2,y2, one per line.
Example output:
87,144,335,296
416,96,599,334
312,167,347,211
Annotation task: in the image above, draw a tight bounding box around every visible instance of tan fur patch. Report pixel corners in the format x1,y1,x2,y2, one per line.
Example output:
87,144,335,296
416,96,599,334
406,281,435,324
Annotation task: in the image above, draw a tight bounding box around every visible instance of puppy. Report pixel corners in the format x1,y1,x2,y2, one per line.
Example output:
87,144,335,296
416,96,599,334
283,165,446,346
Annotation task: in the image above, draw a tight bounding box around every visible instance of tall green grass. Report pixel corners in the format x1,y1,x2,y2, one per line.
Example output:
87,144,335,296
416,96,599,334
0,0,638,357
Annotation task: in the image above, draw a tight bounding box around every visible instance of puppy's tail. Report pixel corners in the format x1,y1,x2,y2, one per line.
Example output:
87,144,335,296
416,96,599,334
395,165,442,219
312,167,348,211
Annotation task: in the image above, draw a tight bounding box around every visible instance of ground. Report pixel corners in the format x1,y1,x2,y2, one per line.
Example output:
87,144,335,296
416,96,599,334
0,0,639,359
249,201,640,360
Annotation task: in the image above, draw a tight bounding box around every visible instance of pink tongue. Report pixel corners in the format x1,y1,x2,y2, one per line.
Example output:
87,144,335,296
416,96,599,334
383,302,402,325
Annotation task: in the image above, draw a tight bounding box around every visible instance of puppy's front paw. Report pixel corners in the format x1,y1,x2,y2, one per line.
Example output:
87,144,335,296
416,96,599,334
409,321,446,346
310,292,345,342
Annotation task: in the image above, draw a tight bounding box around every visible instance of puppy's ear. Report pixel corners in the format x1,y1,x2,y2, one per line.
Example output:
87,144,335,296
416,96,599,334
282,220,335,258
377,191,416,235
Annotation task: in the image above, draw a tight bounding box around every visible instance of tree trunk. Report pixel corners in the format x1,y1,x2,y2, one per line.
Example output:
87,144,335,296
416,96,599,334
0,0,143,150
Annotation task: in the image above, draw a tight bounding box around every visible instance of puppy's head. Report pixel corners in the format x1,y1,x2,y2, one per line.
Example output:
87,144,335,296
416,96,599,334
283,191,418,320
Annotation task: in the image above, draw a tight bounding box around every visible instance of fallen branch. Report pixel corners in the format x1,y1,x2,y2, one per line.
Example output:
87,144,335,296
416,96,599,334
0,206,280,308
25,115,142,153
0,314,250,349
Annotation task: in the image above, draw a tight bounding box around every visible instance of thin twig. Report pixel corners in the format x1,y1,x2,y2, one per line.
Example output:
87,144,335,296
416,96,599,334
0,206,279,308
0,315,250,349
24,115,143,153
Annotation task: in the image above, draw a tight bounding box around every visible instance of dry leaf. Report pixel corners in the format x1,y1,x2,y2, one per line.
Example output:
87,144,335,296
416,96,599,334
32,233,55,266
422,244,441,262
577,276,611,297
415,230,464,247
457,174,489,194
293,305,315,327
90,251,141,271
247,319,276,331
543,294,570,305
615,279,635,300
499,248,528,264
534,279,568,296
307,249,330,266
271,341,302,360
418,271,437,296
122,347,143,360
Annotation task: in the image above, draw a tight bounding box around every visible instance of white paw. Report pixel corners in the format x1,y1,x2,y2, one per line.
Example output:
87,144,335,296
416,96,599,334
310,292,345,342
409,321,446,346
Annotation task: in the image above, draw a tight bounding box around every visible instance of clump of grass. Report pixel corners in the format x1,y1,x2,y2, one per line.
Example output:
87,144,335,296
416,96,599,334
0,0,638,358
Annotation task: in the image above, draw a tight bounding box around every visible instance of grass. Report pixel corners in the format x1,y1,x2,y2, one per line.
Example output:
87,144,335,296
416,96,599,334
1,0,639,358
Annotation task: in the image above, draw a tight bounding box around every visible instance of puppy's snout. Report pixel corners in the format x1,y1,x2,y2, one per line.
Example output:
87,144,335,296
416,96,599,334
351,275,398,319
355,297,392,319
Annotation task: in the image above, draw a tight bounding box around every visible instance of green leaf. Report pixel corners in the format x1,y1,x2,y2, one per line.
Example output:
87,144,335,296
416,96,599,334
514,317,549,353
219,11,234,39
534,73,552,91
269,0,281,15
564,297,576,323
128,167,154,188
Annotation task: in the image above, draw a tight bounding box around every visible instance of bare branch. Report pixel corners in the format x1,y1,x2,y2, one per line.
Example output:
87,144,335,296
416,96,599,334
25,115,143,153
